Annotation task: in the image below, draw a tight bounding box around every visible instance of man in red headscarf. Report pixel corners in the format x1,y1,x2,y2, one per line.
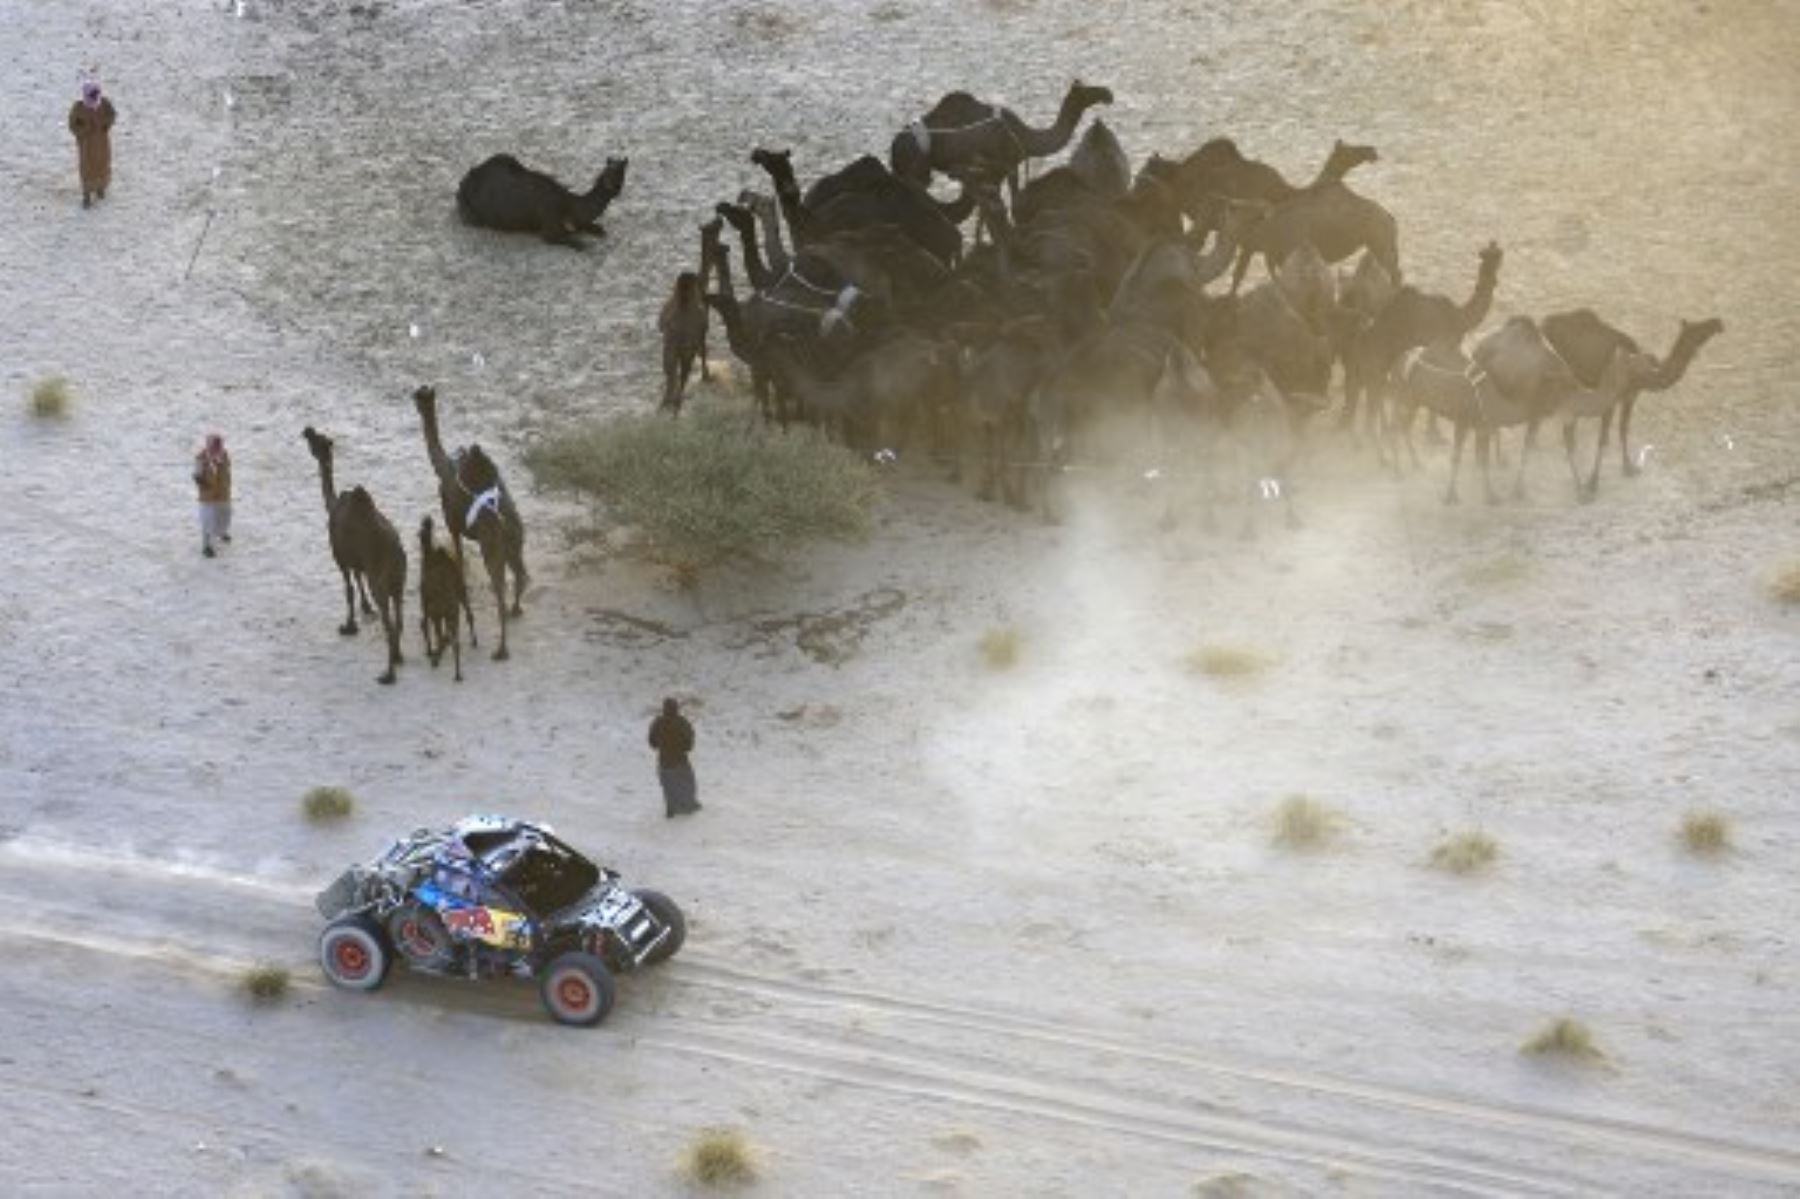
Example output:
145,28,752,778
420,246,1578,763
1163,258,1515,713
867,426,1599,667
193,434,232,558
68,79,117,209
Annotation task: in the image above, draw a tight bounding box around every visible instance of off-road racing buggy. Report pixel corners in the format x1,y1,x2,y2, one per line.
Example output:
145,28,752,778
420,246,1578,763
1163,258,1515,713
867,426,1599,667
314,816,685,1026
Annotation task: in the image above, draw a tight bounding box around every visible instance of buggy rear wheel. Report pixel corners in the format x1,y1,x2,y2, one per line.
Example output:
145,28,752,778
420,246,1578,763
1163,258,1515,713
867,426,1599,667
318,915,391,992
540,952,615,1027
631,888,687,965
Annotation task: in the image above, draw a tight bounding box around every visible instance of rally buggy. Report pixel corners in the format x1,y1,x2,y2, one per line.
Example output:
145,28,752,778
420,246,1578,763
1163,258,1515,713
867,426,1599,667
314,816,685,1026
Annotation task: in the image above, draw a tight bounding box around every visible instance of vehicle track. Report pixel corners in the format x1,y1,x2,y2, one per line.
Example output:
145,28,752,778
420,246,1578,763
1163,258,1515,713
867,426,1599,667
5,836,1798,1194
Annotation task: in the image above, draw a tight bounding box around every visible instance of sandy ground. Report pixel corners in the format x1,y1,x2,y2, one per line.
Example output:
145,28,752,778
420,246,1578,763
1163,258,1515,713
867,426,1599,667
3,0,1799,1195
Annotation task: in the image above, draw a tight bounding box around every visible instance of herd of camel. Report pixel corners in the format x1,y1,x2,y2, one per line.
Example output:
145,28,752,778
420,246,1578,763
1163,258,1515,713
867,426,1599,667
303,79,1724,684
633,79,1723,523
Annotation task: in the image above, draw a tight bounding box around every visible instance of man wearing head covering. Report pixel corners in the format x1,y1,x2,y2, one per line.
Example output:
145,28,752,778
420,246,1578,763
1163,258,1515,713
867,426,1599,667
648,698,701,818
193,434,232,558
68,79,117,209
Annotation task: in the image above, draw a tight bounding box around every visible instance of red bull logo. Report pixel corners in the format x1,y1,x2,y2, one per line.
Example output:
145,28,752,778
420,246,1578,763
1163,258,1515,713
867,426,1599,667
442,905,528,948
443,907,495,937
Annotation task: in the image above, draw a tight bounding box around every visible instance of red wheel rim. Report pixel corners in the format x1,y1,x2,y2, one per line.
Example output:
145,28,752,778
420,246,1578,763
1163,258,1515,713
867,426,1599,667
556,974,592,1013
332,936,370,978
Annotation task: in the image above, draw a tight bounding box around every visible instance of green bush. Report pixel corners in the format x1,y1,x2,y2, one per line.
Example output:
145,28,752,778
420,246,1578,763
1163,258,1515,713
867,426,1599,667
527,401,878,573
242,963,291,1002
1680,810,1731,855
1431,831,1498,874
28,376,70,419
302,786,355,824
979,626,1021,670
679,1127,759,1188
1521,1017,1602,1061
1272,794,1340,849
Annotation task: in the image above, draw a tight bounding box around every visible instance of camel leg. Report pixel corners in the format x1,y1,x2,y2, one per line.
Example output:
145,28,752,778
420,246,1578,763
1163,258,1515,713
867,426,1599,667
698,331,710,382
353,571,376,617
1443,419,1471,505
1228,246,1252,295
1478,430,1501,505
421,611,438,667
449,613,462,682
462,582,479,648
508,546,528,617
376,589,400,686
1512,420,1535,501
339,570,359,636
489,558,510,662
1618,395,1642,477
1587,408,1614,499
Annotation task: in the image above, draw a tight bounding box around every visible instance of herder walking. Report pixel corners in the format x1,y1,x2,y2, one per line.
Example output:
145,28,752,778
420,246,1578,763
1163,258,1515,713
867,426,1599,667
193,433,232,558
649,698,701,819
68,79,117,209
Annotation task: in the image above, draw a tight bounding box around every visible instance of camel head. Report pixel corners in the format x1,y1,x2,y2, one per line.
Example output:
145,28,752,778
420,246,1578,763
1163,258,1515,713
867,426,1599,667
1066,80,1114,112
749,147,796,189
888,129,929,187
1478,240,1504,279
1326,139,1379,177
301,425,333,462
1679,316,1726,350
713,200,753,236
597,156,629,197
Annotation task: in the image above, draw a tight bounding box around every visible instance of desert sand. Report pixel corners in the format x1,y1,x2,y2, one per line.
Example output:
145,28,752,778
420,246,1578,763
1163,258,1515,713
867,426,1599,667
2,0,1798,1195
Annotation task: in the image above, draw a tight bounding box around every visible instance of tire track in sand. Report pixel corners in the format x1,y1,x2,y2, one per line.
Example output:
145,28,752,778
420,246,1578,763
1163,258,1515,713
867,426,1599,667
4,836,1798,1193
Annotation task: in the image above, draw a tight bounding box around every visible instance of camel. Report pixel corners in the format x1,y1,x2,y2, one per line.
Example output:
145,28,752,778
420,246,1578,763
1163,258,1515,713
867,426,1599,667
740,189,949,312
412,386,528,661
889,80,1114,193
456,154,627,249
1468,316,1655,501
1391,345,1521,504
1013,118,1133,226
1229,242,1338,407
1346,241,1503,437
658,271,707,414
417,515,473,682
1149,138,1377,226
301,427,406,685
800,154,979,232
1541,310,1724,492
760,329,958,451
752,147,965,269
959,317,1058,506
1230,178,1398,293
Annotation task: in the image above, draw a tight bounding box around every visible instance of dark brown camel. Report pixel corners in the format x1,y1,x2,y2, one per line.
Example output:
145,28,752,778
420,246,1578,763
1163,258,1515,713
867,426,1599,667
760,329,958,451
1541,311,1724,493
1230,177,1398,293
889,80,1114,193
412,386,528,661
1149,138,1376,225
1346,241,1503,437
456,154,627,249
659,271,708,413
301,427,406,685
752,147,965,269
418,515,474,682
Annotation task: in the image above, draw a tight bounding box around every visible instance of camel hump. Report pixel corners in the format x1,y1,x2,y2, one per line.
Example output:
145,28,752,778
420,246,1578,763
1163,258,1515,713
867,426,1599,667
344,485,377,514
922,91,996,128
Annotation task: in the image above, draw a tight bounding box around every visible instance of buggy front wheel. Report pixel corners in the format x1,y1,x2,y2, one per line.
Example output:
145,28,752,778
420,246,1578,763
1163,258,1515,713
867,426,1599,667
318,914,391,992
632,888,687,965
540,952,616,1027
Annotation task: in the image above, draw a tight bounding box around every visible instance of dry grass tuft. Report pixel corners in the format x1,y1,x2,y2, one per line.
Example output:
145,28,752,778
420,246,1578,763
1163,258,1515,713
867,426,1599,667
1521,1017,1603,1061
28,375,71,419
1185,644,1270,679
1272,794,1340,850
679,1127,759,1188
1458,554,1532,588
1768,562,1800,606
979,626,1021,670
1431,831,1498,874
1680,809,1731,856
302,785,355,824
242,962,291,1002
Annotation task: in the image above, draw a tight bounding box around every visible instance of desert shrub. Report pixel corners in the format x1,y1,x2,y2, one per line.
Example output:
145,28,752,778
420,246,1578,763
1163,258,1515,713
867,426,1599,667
679,1127,759,1188
1680,809,1731,855
979,626,1021,670
1185,644,1270,679
1521,1017,1602,1061
1272,794,1339,849
1768,562,1800,606
526,400,877,574
1431,831,1498,874
302,786,355,824
28,375,70,419
242,962,291,1002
